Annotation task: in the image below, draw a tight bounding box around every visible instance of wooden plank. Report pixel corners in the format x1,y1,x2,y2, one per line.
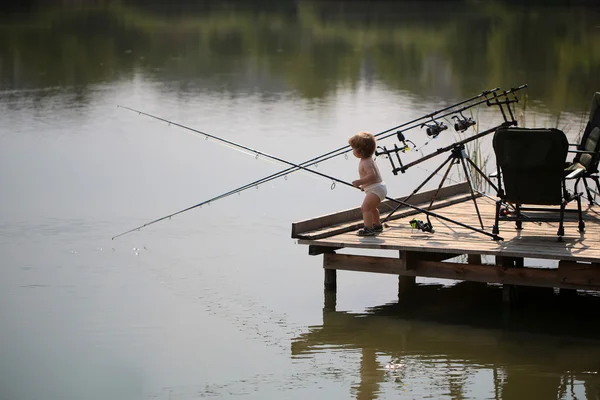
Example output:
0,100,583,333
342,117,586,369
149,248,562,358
306,211,600,260
291,181,471,238
296,193,478,240
324,252,405,274
323,253,600,290
309,245,341,256
301,236,600,263
558,261,600,286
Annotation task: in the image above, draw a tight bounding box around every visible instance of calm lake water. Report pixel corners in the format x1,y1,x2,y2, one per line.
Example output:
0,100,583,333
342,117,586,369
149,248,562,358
1,2,600,399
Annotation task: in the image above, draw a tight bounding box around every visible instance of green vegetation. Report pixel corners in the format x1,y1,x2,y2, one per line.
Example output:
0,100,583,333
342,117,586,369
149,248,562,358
0,1,598,112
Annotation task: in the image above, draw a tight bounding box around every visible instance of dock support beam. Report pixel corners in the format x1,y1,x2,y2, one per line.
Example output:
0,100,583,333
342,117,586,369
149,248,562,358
398,276,416,298
497,256,524,305
398,250,417,298
319,250,600,301
467,254,487,289
313,245,339,292
324,268,337,292
468,254,482,265
324,287,337,311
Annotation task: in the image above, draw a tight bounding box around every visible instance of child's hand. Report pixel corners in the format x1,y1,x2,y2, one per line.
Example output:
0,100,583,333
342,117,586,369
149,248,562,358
352,180,362,190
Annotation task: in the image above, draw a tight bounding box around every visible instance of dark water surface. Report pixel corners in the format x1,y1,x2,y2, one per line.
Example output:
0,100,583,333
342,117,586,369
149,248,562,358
1,2,600,399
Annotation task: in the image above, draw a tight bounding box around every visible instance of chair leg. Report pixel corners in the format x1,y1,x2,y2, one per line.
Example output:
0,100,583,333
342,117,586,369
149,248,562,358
593,176,600,202
492,201,501,235
577,194,585,233
574,176,581,195
557,202,566,240
515,204,523,230
582,178,594,205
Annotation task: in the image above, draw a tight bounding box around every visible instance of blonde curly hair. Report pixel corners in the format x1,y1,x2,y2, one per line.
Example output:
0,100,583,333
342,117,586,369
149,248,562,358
348,131,376,158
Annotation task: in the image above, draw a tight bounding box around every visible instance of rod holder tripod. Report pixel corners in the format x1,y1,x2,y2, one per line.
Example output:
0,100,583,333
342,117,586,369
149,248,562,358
412,142,499,229
376,85,527,236
381,121,516,233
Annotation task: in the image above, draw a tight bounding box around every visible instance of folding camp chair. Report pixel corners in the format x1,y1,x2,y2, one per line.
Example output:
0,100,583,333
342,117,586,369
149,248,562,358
492,127,585,241
565,92,600,205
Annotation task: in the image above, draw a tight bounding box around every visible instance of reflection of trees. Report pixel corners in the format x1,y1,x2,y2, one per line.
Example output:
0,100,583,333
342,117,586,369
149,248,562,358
0,2,598,110
293,283,600,399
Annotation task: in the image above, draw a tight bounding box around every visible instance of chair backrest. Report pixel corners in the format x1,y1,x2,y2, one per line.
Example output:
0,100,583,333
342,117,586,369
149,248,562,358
574,92,600,172
493,127,568,205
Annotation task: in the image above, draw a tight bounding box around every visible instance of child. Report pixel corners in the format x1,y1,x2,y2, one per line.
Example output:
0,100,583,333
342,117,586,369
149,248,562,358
348,131,388,236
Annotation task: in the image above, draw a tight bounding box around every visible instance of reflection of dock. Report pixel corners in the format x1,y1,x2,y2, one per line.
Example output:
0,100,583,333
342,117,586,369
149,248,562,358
292,183,600,298
292,283,600,399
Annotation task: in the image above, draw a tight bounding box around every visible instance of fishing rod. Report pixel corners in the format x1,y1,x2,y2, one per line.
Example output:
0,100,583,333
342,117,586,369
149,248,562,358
113,87,506,233
379,122,508,224
112,119,503,241
120,86,497,168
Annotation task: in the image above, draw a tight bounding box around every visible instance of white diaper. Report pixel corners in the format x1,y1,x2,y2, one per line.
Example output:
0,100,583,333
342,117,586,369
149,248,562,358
363,182,387,201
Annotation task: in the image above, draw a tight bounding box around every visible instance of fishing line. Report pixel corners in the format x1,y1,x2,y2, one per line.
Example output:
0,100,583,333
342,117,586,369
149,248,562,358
113,87,528,239
185,125,325,183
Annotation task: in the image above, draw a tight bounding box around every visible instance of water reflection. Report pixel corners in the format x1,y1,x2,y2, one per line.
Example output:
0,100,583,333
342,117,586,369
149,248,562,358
293,283,600,399
1,2,599,111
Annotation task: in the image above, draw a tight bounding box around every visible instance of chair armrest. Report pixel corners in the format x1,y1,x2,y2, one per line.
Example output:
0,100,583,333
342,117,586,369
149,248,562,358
568,150,595,154
489,171,498,178
565,167,585,179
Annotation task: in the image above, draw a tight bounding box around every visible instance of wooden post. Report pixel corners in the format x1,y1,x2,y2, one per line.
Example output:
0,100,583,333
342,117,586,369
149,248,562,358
398,275,416,298
323,288,337,311
557,260,582,298
317,247,338,292
467,254,482,265
497,256,524,306
398,250,417,298
324,268,337,292
467,253,487,289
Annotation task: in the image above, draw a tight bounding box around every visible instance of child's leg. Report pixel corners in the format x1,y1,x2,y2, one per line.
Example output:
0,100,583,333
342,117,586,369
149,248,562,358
361,193,381,228
373,203,381,226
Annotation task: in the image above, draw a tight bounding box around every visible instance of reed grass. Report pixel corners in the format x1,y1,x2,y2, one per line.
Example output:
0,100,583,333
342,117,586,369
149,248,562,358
456,109,491,193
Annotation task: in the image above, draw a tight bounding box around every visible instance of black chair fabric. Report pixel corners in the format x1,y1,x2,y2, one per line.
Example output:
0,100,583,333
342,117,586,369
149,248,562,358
492,126,584,240
564,92,600,205
567,92,600,173
494,127,568,205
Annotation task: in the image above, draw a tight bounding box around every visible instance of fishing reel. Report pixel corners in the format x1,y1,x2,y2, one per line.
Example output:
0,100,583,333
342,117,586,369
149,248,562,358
421,120,447,138
409,218,435,233
452,112,476,133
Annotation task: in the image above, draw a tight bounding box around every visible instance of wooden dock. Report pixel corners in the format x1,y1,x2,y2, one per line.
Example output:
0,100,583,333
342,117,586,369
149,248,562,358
292,182,600,299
